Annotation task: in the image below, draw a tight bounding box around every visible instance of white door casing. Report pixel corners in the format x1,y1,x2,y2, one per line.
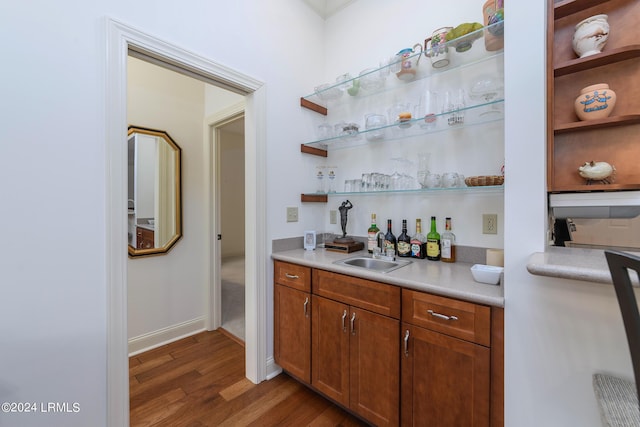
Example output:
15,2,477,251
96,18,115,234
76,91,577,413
205,103,245,332
106,17,267,427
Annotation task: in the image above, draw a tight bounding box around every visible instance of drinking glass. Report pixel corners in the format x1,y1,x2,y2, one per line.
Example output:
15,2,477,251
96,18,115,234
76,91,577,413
417,90,439,129
326,166,337,193
443,89,466,126
316,166,325,193
417,152,431,188
442,172,459,188
424,173,442,188
317,122,333,140
365,113,387,141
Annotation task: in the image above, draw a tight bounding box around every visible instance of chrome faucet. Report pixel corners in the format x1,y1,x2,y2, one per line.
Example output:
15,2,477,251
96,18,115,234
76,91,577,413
372,231,395,261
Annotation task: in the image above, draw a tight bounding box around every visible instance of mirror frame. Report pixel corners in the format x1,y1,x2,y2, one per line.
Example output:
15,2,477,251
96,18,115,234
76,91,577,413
128,125,183,257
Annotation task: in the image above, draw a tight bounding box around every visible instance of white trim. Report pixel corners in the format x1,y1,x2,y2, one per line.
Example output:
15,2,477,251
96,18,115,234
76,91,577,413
128,318,206,356
266,356,283,380
106,18,267,426
204,102,245,332
244,86,269,383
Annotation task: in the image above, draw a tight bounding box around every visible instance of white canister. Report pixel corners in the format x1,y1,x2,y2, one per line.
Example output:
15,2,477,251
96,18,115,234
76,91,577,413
572,14,609,58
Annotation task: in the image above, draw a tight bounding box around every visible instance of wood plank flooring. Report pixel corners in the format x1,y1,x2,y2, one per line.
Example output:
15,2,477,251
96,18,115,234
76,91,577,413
130,330,370,426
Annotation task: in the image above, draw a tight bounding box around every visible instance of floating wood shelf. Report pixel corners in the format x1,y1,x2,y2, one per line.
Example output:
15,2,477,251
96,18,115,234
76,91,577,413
301,194,328,203
300,144,327,157
300,98,327,116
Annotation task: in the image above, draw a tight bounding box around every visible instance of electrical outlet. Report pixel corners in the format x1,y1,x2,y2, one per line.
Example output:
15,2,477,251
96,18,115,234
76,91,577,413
483,214,498,234
329,210,337,224
286,206,298,223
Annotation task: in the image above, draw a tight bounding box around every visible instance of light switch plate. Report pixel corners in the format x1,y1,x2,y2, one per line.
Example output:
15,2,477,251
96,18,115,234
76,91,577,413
330,210,337,224
286,206,298,223
483,214,498,234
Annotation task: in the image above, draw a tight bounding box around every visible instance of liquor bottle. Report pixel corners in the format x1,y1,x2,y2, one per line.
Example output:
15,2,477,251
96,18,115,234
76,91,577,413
426,216,441,261
441,217,456,263
367,213,380,253
397,219,412,257
410,219,427,259
384,219,397,254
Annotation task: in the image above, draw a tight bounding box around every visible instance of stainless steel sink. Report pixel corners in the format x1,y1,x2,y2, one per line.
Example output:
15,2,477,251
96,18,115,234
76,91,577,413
333,255,411,273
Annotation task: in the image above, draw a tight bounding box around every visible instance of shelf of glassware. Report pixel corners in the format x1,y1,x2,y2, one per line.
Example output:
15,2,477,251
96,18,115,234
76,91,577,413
300,21,505,115
300,99,504,156
301,185,504,203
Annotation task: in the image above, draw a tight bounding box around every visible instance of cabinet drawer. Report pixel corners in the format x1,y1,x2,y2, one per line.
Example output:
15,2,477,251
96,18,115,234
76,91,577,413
313,269,401,319
274,261,311,292
402,289,491,347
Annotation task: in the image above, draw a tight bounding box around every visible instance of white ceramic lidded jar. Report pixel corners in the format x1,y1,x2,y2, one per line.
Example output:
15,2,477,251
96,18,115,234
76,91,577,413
572,14,609,58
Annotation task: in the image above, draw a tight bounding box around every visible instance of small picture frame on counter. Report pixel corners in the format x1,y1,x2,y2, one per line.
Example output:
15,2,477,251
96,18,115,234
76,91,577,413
304,230,316,251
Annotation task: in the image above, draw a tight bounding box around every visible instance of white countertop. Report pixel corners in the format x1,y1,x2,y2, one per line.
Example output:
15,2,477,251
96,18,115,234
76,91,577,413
527,246,639,285
272,248,504,308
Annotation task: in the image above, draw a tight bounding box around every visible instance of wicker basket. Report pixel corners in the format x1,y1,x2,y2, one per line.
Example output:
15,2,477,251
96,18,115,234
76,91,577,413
464,175,505,186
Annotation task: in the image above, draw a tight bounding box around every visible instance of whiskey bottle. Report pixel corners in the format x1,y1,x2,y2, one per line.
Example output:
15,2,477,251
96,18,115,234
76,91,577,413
441,217,456,263
426,216,441,261
410,219,427,259
384,219,397,254
397,219,411,257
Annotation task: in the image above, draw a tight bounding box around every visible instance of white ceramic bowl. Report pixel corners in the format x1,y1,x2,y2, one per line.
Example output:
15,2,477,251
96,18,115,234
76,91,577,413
470,264,503,285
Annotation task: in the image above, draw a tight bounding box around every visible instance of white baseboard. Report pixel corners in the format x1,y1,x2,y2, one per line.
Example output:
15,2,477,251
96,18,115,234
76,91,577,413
265,356,282,380
128,317,206,356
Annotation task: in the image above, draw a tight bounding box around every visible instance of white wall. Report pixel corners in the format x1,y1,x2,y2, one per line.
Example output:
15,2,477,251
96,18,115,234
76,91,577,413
0,1,323,426
301,0,506,249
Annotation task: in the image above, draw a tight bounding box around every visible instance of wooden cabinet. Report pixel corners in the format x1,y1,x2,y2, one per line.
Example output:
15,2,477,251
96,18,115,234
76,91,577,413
273,260,503,427
136,226,154,249
273,261,312,382
547,0,640,192
401,289,502,427
312,269,401,427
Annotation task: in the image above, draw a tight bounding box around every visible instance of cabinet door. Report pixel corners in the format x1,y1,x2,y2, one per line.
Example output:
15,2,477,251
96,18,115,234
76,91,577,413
350,307,400,427
312,295,350,407
274,284,311,383
401,324,490,427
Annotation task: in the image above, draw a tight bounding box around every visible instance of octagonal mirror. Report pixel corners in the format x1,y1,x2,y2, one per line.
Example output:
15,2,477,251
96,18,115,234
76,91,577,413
127,126,182,257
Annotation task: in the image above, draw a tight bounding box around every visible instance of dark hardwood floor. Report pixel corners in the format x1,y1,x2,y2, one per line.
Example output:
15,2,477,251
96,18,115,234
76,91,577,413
129,330,370,426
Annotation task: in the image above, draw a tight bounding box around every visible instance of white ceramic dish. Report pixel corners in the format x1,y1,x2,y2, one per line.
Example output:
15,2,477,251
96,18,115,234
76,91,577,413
470,264,503,285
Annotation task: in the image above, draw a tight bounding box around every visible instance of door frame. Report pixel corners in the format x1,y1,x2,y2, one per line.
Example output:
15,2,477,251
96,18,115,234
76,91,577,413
106,18,268,426
205,104,245,332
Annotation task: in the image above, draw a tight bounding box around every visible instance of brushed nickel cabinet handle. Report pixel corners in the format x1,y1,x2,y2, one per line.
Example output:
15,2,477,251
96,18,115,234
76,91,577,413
350,312,356,335
285,273,299,279
427,309,458,321
303,297,309,318
404,329,410,357
341,310,348,332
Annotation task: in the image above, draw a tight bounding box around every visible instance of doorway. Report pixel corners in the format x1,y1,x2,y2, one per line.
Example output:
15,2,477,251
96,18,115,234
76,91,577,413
217,116,246,342
107,19,269,426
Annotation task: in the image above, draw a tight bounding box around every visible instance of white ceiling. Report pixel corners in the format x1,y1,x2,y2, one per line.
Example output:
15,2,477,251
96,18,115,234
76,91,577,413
301,0,358,19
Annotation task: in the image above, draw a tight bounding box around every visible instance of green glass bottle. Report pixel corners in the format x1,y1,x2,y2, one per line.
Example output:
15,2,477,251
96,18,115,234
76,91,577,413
426,216,441,261
367,213,380,253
